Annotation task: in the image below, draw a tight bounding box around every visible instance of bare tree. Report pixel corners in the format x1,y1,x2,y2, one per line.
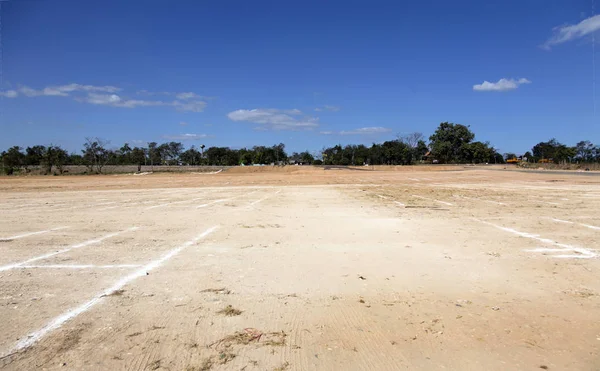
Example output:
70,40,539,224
397,132,424,148
82,137,111,174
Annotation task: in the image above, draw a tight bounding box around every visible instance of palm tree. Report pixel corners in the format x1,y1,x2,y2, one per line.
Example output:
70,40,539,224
200,144,205,157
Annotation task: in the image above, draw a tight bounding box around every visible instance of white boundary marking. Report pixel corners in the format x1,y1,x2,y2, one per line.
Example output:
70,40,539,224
550,218,600,231
459,196,506,205
11,225,219,353
375,194,405,207
192,169,223,175
19,264,141,269
412,195,453,206
197,199,229,208
0,227,139,272
248,190,281,207
475,219,597,259
145,197,206,210
197,190,258,208
98,205,120,211
0,226,70,242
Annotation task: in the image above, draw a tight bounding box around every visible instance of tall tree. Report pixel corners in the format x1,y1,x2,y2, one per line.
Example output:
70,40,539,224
429,122,475,163
82,138,111,173
1,146,25,175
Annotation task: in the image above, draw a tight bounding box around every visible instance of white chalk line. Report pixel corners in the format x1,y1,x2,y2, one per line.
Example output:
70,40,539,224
11,225,219,353
475,219,597,259
192,169,223,175
0,226,70,242
549,218,600,231
19,264,141,269
98,205,120,211
197,199,229,208
0,227,139,272
145,197,206,210
412,195,453,206
197,190,258,208
248,190,281,207
458,195,506,205
376,194,405,207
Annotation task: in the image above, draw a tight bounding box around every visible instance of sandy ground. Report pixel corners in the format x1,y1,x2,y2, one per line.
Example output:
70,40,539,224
0,166,599,370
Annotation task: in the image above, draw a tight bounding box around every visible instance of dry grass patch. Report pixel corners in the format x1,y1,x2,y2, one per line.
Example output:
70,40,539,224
217,305,243,316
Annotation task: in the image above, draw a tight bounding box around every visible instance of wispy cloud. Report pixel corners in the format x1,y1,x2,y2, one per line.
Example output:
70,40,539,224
227,108,319,130
179,121,189,126
543,14,600,49
0,90,18,98
314,105,341,112
340,127,392,135
320,127,392,135
4,83,208,112
80,93,169,108
137,90,209,100
472,78,531,92
14,83,120,97
162,133,209,141
172,100,207,112
78,93,207,112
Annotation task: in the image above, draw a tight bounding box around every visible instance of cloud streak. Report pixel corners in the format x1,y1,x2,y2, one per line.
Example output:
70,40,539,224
162,133,209,141
472,78,531,92
0,90,18,98
3,83,208,112
543,14,600,49
227,108,319,130
320,127,392,135
79,93,206,112
314,105,341,112
15,83,120,97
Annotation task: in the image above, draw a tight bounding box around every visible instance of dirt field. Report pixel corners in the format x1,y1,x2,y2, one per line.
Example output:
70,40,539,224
1,166,599,370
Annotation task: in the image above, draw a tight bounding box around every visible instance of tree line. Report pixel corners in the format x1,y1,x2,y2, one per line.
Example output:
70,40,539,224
1,122,599,175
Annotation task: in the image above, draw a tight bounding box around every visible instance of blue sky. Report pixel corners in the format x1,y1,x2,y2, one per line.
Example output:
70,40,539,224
0,0,598,155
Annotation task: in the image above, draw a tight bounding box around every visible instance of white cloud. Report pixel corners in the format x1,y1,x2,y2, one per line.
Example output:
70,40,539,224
10,83,208,112
543,14,600,49
18,83,120,97
162,133,208,141
227,108,319,130
319,127,392,135
0,90,18,98
175,92,200,100
179,121,189,126
340,127,392,135
138,90,207,101
79,93,205,111
84,93,123,105
472,78,531,92
314,105,341,112
79,93,169,108
172,100,207,112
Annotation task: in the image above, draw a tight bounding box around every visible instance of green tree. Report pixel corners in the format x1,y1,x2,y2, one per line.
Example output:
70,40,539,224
575,140,595,162
299,151,314,164
429,122,475,163
130,147,147,171
1,146,25,175
25,145,46,169
82,138,111,173
532,139,575,164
